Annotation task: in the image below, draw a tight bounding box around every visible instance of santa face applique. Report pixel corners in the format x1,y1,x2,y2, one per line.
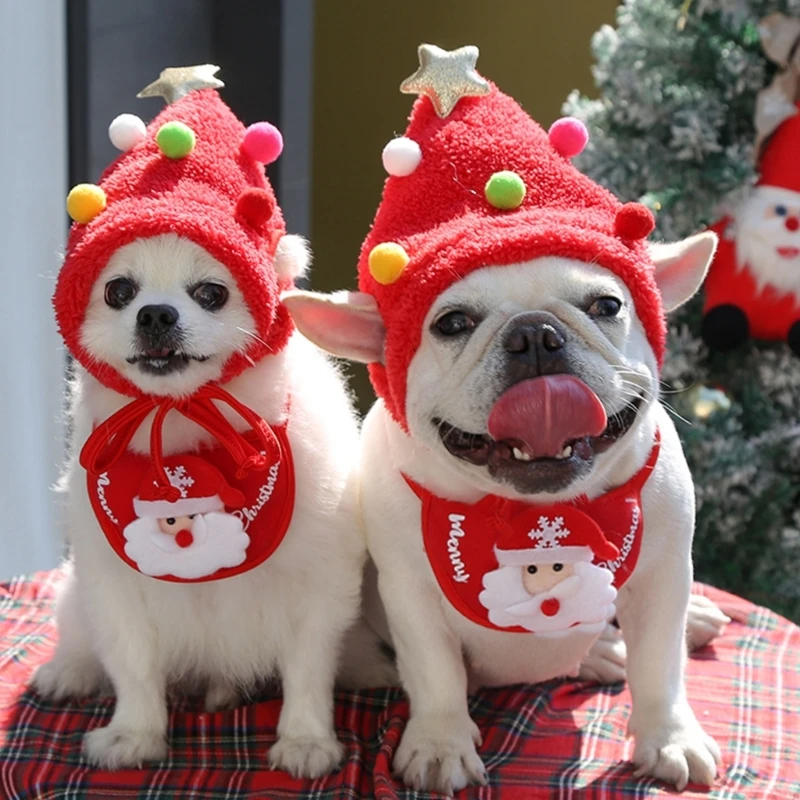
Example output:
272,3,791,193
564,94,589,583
123,457,250,580
478,515,617,637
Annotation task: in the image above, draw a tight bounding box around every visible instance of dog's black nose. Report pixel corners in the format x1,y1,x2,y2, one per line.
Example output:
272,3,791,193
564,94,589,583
504,312,567,359
137,304,179,333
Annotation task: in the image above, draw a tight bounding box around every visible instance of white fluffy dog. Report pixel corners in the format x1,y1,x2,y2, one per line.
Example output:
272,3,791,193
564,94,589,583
286,234,727,792
34,232,374,777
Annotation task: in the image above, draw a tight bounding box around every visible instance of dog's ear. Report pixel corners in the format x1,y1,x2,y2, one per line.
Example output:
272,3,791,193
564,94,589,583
650,231,718,312
274,234,311,282
282,290,385,363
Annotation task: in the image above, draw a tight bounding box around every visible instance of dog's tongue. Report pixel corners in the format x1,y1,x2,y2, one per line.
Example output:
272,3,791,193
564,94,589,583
487,375,607,459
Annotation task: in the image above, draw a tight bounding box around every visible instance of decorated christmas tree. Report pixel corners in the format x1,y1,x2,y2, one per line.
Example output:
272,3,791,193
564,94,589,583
565,0,800,619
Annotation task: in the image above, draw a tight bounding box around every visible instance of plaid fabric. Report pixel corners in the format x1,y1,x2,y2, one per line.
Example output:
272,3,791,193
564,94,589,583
1,571,799,799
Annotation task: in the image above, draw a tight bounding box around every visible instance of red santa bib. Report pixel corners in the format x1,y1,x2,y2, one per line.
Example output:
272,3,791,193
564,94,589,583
404,434,660,635
80,384,294,583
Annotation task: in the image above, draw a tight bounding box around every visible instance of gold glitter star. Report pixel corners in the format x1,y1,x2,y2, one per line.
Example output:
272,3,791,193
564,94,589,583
137,64,224,104
400,44,490,119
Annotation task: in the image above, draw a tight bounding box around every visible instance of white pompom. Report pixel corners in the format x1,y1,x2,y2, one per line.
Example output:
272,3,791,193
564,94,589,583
382,137,422,177
109,114,147,151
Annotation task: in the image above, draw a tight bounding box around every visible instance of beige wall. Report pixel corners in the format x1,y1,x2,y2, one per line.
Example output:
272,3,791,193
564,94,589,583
311,0,619,409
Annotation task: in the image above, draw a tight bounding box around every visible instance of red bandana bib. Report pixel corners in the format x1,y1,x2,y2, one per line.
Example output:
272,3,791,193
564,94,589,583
80,384,295,583
404,434,660,636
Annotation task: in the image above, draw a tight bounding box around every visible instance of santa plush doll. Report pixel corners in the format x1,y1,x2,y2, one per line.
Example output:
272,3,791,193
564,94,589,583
123,455,250,580
479,510,618,636
702,102,800,353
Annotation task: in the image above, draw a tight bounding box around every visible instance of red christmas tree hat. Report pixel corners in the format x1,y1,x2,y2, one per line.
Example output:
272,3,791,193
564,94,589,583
494,508,620,567
358,45,660,430
134,454,246,519
54,65,290,397
758,101,800,192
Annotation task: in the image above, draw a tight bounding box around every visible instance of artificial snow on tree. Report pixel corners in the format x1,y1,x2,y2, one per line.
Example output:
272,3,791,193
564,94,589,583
565,0,800,619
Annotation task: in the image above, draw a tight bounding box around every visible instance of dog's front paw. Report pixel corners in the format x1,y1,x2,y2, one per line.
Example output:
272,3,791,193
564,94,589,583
630,709,721,791
394,712,487,795
579,623,627,684
687,594,731,651
268,733,344,779
32,658,109,701
83,724,167,769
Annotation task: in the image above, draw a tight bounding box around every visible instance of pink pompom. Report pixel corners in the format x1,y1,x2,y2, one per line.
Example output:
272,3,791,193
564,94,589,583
242,122,284,164
548,117,589,158
614,202,655,240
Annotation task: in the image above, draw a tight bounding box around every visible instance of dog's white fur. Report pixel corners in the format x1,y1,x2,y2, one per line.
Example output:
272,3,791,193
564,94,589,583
34,233,387,777
285,231,726,792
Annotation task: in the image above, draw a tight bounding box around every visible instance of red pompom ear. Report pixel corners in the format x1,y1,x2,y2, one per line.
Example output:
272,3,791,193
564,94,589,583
614,202,655,240
236,188,275,229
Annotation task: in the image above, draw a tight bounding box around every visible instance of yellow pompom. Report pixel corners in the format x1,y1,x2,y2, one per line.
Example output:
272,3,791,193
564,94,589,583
67,184,107,224
368,242,410,285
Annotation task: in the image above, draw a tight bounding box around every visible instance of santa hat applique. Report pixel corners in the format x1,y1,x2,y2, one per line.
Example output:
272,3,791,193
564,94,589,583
358,44,661,430
133,455,246,519
54,65,291,398
493,507,620,567
758,101,800,193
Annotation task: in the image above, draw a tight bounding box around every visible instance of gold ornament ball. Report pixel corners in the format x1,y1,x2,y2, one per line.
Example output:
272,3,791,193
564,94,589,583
67,184,107,224
368,242,410,285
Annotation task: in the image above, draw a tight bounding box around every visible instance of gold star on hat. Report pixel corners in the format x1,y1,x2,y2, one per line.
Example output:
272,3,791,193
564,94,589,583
400,44,490,119
137,64,224,104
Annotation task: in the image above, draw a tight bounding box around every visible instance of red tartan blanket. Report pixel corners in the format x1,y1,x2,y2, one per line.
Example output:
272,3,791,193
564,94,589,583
1,571,799,799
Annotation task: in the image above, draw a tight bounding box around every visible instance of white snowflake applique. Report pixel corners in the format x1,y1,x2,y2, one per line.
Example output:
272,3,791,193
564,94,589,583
163,465,195,499
528,516,570,549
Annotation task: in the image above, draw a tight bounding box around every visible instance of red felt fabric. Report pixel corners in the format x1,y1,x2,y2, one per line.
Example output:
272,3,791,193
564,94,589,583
2,572,800,798
703,219,800,340
758,101,800,192
404,436,656,634
54,90,292,398
357,86,665,430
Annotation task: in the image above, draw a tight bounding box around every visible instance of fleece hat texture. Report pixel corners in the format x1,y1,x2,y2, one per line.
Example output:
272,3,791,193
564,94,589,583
358,52,661,431
54,85,289,398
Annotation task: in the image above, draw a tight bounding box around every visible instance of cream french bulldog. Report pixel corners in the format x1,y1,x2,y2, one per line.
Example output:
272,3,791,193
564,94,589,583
285,46,727,794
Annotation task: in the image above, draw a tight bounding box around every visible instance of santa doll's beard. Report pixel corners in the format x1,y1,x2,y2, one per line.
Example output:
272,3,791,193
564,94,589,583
736,194,800,295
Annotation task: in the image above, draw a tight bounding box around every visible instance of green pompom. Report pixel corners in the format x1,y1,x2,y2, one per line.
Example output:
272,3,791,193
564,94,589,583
156,121,196,159
485,171,526,210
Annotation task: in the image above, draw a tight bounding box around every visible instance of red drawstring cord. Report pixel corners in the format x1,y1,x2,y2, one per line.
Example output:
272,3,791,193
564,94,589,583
80,384,282,496
148,399,180,501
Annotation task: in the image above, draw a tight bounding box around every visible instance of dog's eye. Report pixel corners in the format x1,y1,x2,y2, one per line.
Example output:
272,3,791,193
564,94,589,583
553,563,563,572
433,310,476,337
526,565,538,575
104,278,138,309
587,297,622,318
191,282,229,311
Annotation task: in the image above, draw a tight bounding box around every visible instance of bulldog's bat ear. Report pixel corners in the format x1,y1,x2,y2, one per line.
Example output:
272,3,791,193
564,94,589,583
282,290,385,363
650,231,718,312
